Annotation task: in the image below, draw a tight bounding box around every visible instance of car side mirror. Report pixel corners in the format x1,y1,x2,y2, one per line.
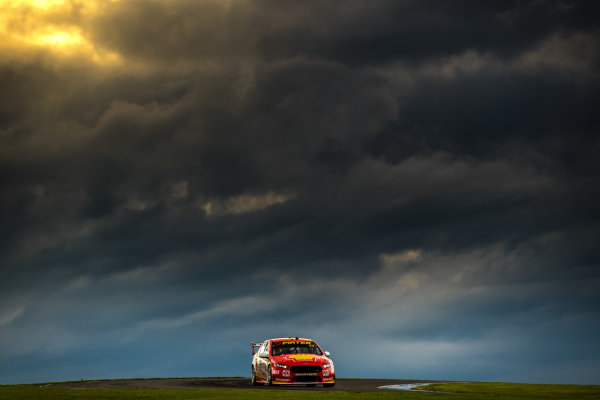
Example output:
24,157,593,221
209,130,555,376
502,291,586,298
325,351,331,357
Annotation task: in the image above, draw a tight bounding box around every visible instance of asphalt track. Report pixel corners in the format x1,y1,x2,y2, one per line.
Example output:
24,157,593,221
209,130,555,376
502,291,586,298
50,377,443,391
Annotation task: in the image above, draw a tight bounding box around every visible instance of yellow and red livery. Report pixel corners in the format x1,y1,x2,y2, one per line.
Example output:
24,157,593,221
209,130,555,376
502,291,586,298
251,337,335,387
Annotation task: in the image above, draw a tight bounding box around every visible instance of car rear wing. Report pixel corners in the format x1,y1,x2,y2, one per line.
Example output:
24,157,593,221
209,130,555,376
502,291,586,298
251,341,263,355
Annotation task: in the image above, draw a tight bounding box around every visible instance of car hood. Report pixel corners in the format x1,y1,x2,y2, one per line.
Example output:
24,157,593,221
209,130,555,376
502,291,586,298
271,354,330,366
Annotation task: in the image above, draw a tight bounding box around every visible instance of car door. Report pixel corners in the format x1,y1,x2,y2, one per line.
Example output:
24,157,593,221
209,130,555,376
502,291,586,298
257,342,268,378
263,341,272,378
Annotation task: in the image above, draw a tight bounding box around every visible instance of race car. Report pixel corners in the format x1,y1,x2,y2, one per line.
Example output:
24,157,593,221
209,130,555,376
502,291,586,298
251,337,335,387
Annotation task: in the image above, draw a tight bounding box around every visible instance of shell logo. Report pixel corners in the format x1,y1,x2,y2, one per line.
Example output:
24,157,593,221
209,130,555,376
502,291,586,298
287,354,316,361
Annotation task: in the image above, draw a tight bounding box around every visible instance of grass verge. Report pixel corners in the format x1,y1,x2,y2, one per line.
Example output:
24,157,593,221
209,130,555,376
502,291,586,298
0,382,599,400
418,382,600,399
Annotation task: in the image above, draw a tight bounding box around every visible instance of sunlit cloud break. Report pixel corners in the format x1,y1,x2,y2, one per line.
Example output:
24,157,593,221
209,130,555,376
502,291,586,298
0,0,122,64
202,192,295,217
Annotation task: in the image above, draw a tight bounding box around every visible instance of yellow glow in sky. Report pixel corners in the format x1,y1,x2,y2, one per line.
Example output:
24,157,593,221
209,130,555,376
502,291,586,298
25,0,67,8
0,0,121,65
41,32,81,46
33,30,84,47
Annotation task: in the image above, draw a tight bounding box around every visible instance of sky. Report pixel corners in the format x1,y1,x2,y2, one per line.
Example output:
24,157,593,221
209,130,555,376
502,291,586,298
1,0,599,386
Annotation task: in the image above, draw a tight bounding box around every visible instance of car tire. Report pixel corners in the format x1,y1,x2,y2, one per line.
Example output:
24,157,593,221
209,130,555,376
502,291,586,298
251,366,259,385
266,366,273,386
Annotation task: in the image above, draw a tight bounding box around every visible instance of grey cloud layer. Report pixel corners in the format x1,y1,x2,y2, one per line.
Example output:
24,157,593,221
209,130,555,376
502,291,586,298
1,0,599,384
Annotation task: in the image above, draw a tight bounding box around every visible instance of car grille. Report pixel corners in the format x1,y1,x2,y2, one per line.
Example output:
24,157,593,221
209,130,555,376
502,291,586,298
291,365,322,373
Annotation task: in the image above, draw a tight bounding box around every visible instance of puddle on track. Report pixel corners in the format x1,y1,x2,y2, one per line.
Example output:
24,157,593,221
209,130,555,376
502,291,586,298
379,383,447,393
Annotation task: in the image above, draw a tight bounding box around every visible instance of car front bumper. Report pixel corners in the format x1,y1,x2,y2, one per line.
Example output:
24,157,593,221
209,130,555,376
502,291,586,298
271,367,335,384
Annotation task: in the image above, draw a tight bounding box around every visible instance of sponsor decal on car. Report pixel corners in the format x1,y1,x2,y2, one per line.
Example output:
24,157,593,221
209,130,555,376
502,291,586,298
295,373,318,376
274,341,314,346
287,354,316,361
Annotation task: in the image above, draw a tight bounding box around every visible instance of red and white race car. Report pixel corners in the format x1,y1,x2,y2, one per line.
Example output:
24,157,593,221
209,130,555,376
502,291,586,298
251,337,335,387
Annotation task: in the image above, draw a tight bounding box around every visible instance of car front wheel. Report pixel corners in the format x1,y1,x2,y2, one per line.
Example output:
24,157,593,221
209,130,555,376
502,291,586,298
266,366,273,386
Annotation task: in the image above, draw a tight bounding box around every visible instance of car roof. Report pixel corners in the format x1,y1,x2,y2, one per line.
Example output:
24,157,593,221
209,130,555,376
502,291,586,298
269,337,315,342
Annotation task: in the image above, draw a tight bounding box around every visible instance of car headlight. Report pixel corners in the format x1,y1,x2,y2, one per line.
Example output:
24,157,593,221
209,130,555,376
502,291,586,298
274,363,290,369
321,362,332,369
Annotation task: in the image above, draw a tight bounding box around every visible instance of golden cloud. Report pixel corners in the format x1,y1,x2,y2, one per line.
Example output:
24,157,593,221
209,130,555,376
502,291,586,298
0,0,122,64
202,192,295,217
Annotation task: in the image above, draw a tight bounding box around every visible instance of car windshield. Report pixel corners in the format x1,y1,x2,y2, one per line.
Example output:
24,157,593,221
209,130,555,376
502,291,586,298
271,340,323,356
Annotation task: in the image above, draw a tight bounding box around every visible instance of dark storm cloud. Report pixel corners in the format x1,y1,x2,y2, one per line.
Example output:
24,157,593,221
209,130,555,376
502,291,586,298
369,58,600,173
1,0,599,385
258,0,600,64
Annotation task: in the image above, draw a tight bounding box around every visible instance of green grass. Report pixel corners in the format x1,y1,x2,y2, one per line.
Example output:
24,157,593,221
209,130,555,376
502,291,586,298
0,382,599,400
418,382,600,399
0,386,432,400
